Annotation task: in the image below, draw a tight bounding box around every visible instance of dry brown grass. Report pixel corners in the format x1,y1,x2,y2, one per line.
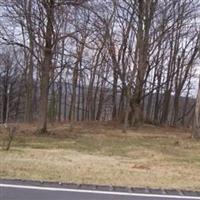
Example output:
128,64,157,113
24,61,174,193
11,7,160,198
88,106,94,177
0,122,200,190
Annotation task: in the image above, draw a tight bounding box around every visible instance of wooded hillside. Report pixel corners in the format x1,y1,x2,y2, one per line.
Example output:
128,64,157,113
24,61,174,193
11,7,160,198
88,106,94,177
0,0,199,136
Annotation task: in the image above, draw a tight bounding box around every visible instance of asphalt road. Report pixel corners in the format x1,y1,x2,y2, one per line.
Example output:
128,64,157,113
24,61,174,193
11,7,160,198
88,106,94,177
1,181,200,200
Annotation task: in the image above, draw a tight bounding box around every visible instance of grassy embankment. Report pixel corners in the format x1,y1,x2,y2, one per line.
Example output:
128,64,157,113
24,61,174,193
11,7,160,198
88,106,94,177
0,122,200,190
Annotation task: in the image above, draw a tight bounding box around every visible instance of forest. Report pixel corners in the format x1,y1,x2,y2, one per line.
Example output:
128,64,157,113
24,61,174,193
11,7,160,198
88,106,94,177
1,0,200,193
0,0,200,136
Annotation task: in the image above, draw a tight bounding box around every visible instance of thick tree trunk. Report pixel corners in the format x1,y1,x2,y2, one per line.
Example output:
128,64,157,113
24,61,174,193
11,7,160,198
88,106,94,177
38,1,54,133
24,0,34,123
48,72,56,123
2,67,10,123
39,55,51,133
25,54,34,123
123,86,130,133
129,0,157,126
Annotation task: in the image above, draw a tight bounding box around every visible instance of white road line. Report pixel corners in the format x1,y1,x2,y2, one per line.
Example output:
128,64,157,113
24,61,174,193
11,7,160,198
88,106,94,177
0,184,200,199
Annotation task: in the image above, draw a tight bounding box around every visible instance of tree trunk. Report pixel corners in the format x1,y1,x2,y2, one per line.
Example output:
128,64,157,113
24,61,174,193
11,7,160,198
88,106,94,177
38,1,54,133
64,81,68,121
112,68,118,120
24,0,34,123
129,0,157,126
58,40,65,122
69,62,79,122
173,90,181,126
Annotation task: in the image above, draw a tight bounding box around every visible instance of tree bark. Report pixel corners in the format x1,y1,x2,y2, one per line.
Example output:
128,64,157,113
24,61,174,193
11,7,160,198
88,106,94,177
24,0,34,123
39,1,54,133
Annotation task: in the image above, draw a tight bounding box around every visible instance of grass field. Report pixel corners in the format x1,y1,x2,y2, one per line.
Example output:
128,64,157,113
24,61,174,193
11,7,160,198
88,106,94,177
1,122,200,190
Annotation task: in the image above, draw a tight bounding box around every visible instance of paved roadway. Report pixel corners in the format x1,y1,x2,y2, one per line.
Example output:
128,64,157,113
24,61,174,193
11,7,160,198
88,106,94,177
1,181,200,200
